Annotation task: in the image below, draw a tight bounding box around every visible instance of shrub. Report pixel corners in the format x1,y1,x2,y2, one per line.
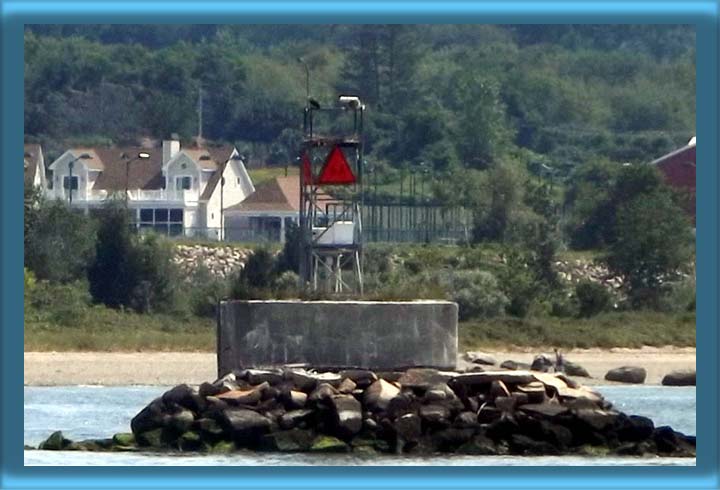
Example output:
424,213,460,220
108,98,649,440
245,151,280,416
659,276,696,313
88,204,180,313
498,249,537,318
276,222,301,274
230,248,277,299
273,270,300,297
575,280,611,318
186,265,230,318
128,234,180,313
442,270,508,321
606,190,693,308
26,280,91,327
25,201,96,283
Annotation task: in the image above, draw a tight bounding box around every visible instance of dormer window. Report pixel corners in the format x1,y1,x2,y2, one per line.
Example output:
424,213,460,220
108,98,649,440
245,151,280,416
63,176,78,190
176,176,192,190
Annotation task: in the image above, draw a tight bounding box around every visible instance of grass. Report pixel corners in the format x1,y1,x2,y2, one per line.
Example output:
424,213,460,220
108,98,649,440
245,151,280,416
459,311,696,351
24,301,695,352
248,166,298,185
25,305,215,352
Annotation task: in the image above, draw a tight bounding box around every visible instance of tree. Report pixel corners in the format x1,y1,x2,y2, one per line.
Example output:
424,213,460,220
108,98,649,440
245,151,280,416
87,204,179,312
472,165,521,243
24,201,96,283
606,190,693,308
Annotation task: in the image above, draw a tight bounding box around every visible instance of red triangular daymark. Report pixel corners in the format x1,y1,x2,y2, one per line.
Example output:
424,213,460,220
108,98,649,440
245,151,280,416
316,145,356,185
301,152,313,185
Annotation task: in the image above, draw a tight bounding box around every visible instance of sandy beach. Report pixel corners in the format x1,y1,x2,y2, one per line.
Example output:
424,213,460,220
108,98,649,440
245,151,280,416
24,347,695,386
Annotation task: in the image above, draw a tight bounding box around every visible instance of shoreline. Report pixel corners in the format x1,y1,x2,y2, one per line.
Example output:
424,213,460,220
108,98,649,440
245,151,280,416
24,347,695,387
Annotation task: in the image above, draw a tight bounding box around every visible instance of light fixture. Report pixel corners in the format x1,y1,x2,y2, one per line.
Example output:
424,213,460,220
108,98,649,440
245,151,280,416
338,95,361,109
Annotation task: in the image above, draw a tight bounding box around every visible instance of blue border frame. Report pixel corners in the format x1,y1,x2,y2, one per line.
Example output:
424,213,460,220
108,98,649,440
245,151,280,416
3,1,718,489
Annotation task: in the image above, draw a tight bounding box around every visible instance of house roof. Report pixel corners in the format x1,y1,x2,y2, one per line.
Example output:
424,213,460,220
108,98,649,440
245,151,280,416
90,148,165,191
650,136,696,165
227,175,337,213
227,176,301,212
23,143,42,187
195,145,238,200
66,148,105,171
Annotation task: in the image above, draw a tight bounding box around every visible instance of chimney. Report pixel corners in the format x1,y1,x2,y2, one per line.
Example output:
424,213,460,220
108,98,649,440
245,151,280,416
162,139,180,165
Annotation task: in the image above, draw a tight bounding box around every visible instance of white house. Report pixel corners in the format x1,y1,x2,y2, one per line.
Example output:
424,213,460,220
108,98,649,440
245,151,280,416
46,140,255,239
224,175,339,243
24,143,46,190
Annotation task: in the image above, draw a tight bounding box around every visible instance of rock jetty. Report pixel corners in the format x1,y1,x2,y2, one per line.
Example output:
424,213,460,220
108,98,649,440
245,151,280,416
35,367,695,457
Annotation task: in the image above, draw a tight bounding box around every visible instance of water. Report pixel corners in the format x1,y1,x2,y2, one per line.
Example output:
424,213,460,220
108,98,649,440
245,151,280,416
24,385,695,466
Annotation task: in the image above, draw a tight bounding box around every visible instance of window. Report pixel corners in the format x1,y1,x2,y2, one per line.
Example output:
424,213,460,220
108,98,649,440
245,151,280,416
237,177,242,185
63,176,78,190
176,176,192,190
138,208,184,236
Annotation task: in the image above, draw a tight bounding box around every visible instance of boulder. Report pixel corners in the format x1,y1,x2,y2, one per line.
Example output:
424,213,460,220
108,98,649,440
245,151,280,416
574,408,620,432
605,366,647,384
130,397,166,435
179,431,203,451
419,404,451,427
196,417,225,438
489,380,511,400
329,394,363,436
394,413,422,442
39,431,72,450
135,428,165,447
337,378,357,394
477,406,503,424
531,354,554,373
167,408,195,433
260,428,315,452
653,426,695,456
463,352,497,366
199,382,223,398
162,384,204,413
563,361,590,378
494,396,516,413
500,360,531,371
209,440,235,453
518,402,568,418
516,382,547,404
423,383,459,404
661,370,696,386
246,369,284,386
308,383,339,403
219,408,272,439
386,392,416,419
451,371,535,387
284,370,318,392
397,368,453,390
457,434,500,455
339,369,378,389
431,428,475,452
510,434,560,455
453,411,480,429
309,435,350,453
112,433,135,447
616,414,655,442
211,372,242,392
307,371,343,388
288,390,308,409
364,379,401,411
278,409,314,430
216,382,268,405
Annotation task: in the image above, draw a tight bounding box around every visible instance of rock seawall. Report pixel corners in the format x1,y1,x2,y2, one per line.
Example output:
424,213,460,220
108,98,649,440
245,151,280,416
36,367,695,457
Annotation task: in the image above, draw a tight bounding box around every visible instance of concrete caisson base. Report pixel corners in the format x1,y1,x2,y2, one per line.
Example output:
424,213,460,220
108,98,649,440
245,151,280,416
217,300,458,376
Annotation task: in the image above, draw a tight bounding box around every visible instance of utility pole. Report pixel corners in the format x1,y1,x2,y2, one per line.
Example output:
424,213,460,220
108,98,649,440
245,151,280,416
197,85,203,143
